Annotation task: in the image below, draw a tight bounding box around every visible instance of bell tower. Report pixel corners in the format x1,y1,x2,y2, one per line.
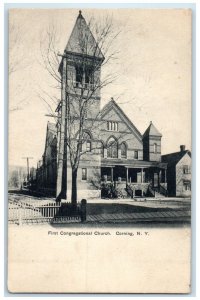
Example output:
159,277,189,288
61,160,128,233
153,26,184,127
56,11,104,199
59,10,104,118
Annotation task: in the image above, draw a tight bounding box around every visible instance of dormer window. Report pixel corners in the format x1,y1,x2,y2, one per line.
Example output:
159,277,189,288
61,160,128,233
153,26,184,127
107,121,118,131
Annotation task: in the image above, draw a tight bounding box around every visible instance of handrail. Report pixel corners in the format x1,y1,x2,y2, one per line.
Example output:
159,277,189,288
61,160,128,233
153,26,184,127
159,184,168,196
126,183,133,198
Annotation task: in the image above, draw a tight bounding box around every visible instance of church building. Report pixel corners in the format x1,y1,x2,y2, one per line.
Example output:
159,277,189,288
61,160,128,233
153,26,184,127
36,11,168,200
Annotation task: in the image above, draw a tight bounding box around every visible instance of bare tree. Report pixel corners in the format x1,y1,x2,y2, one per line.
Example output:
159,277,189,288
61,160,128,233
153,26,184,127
39,12,124,206
9,22,31,112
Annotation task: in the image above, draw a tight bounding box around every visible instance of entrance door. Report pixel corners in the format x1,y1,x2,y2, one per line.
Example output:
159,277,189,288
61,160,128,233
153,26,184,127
153,173,159,187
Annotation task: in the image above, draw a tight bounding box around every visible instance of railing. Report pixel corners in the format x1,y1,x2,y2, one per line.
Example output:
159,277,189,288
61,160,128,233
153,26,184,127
159,184,168,196
147,185,155,197
73,81,94,90
126,183,133,198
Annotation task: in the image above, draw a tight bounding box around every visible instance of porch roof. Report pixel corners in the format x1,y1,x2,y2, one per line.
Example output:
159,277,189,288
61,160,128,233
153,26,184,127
101,158,167,169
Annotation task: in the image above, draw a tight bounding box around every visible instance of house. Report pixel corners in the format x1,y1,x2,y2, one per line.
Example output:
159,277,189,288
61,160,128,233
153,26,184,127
162,145,191,197
36,11,168,199
36,122,57,195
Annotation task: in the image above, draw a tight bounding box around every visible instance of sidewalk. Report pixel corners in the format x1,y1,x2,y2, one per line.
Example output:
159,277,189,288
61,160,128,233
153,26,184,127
87,209,191,223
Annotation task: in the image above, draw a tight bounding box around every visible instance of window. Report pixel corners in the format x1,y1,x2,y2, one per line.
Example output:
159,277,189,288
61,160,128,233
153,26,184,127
134,150,138,159
76,66,83,86
86,141,91,152
107,137,118,158
85,67,94,86
100,142,104,158
184,184,190,191
121,142,127,159
153,143,157,154
83,132,92,152
183,165,191,174
107,121,118,131
75,66,94,89
82,168,87,180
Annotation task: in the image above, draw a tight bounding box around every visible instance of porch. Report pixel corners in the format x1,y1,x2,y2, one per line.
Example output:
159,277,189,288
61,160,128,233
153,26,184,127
101,159,167,198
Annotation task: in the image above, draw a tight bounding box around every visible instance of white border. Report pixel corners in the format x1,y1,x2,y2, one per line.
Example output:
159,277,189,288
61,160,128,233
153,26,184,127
1,1,199,299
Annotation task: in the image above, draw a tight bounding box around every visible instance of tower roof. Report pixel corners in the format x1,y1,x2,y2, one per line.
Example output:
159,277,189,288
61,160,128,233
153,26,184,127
64,11,104,59
143,121,162,138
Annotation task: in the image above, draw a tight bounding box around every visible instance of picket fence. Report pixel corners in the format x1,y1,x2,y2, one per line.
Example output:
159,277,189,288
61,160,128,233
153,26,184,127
8,199,82,225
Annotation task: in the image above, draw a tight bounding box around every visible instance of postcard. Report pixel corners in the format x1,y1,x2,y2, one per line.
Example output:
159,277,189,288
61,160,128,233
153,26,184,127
8,8,192,293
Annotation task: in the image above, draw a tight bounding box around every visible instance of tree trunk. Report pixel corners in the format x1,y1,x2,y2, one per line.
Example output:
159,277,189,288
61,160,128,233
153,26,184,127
71,168,78,208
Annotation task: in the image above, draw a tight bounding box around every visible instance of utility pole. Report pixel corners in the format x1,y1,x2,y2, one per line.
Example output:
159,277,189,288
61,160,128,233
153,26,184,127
22,157,33,182
44,53,68,201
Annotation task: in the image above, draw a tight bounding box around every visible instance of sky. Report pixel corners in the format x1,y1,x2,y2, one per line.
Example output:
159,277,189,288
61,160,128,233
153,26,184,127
8,8,192,168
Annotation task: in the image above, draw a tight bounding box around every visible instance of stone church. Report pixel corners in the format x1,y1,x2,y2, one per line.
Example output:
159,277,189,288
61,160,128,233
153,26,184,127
36,11,168,200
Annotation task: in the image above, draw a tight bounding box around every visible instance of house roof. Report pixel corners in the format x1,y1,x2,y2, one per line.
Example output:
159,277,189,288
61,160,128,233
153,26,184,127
64,11,104,59
143,121,162,138
161,150,191,166
100,98,143,142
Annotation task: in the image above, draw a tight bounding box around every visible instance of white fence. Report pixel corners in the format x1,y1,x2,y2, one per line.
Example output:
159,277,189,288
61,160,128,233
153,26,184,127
8,199,82,225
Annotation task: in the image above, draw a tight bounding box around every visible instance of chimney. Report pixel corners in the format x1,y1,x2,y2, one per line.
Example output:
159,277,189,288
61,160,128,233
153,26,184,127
180,145,186,152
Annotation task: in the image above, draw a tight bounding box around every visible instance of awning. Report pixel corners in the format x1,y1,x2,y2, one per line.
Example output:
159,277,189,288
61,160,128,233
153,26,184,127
101,158,167,169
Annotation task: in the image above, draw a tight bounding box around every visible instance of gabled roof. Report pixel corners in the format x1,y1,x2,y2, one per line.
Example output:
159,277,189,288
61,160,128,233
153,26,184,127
143,121,162,138
64,11,104,60
161,150,191,166
100,98,143,142
43,122,57,156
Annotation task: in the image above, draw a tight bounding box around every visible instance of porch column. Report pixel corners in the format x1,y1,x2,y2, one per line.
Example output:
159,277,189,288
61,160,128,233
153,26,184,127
111,167,113,182
126,167,129,183
141,168,144,183
158,170,160,186
141,168,144,196
164,169,167,183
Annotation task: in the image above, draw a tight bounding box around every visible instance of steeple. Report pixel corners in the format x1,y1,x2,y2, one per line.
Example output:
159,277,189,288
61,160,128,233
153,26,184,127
143,121,162,162
143,121,162,138
64,11,104,60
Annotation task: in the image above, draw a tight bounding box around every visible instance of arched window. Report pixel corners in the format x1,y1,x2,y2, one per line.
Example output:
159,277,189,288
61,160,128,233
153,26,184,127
121,142,127,159
107,137,118,158
153,143,157,154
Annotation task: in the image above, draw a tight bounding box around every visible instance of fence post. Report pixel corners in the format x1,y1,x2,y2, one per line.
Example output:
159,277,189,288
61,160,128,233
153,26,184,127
80,199,87,222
